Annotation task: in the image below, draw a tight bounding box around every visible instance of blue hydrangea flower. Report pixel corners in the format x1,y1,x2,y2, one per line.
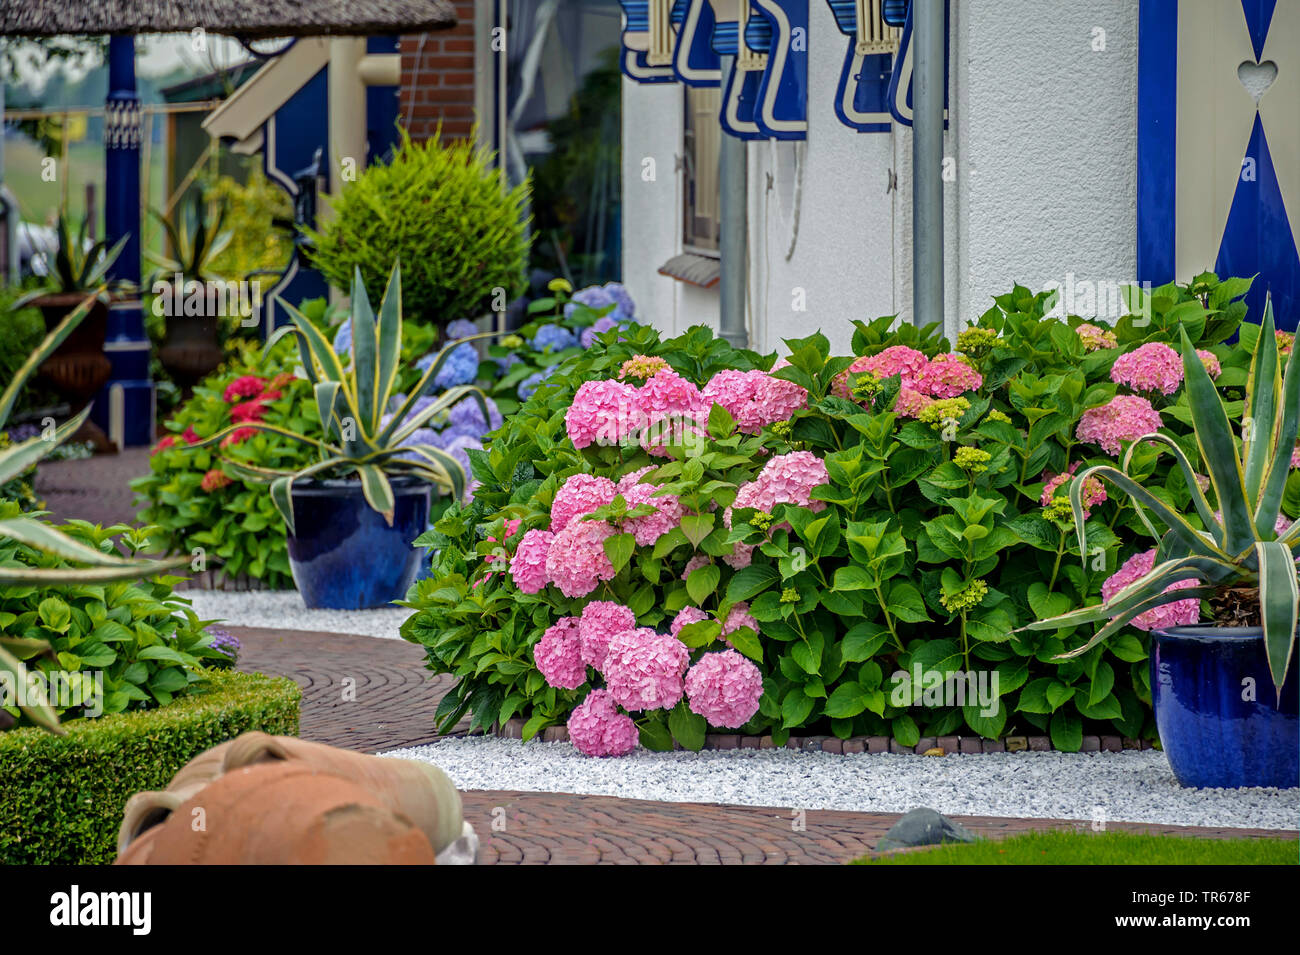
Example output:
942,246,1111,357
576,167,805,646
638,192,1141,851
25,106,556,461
563,285,614,319
333,318,352,355
419,342,479,389
531,323,578,353
493,352,523,374
581,316,620,349
442,434,483,496
602,282,636,320
517,371,547,401
447,395,503,435
445,318,479,342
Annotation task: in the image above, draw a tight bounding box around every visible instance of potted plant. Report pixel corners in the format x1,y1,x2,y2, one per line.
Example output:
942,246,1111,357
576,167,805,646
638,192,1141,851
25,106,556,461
10,213,129,451
192,262,489,609
146,190,235,394
1028,299,1298,788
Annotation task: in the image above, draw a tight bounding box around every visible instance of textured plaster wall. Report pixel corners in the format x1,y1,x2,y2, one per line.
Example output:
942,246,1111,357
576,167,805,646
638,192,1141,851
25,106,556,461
621,0,1139,350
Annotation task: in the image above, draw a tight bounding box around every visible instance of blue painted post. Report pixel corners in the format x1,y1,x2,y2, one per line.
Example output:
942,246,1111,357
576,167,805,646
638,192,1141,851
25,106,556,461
93,35,154,448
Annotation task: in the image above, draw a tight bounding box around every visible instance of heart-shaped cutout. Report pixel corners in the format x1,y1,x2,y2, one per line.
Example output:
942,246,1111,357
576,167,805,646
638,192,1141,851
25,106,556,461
1237,59,1278,104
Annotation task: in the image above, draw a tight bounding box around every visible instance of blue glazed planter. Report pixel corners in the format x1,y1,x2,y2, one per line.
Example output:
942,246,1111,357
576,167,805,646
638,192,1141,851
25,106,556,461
1151,625,1299,789
286,479,431,610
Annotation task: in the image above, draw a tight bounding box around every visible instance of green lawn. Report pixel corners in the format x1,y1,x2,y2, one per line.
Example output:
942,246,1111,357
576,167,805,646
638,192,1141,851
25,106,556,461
855,830,1298,865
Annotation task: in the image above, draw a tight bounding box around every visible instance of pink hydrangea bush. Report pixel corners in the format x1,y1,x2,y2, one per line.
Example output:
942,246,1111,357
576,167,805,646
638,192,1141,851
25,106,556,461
1076,395,1164,455
684,650,764,728
1110,342,1184,395
567,690,640,757
1101,549,1201,631
702,368,808,435
533,617,586,689
602,628,690,711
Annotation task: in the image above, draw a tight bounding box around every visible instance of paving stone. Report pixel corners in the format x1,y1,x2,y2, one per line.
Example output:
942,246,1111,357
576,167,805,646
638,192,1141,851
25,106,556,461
821,738,843,754
936,736,959,754
958,738,982,754
1102,736,1123,752
1028,736,1051,752
1081,736,1101,752
868,737,890,754
842,738,865,754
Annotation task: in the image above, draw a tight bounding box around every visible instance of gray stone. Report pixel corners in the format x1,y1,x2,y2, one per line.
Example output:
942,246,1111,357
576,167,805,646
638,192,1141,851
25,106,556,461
876,807,977,852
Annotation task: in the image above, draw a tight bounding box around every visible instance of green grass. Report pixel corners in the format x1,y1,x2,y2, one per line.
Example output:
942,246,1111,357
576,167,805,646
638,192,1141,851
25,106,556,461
855,830,1298,865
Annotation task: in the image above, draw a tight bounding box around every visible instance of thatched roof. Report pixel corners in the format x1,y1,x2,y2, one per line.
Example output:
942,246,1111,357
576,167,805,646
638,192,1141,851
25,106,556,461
0,0,457,38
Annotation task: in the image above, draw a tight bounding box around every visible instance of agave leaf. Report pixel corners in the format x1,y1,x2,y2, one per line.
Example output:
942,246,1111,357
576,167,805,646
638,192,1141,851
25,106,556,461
314,381,342,435
1254,319,1300,537
0,556,190,584
81,234,129,290
356,464,395,526
0,642,64,734
1054,586,1218,660
1071,462,1231,564
1256,540,1299,699
1180,328,1254,555
375,261,404,426
268,459,338,535
1121,433,1223,547
0,407,91,485
1242,297,1280,500
381,448,462,498
379,335,500,445
385,385,486,447
0,516,161,567
0,294,99,426
281,300,363,440
348,266,380,435
185,420,341,455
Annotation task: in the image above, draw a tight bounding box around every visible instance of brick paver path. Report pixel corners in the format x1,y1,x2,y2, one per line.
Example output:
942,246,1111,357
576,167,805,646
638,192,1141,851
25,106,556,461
231,626,466,751
35,446,151,527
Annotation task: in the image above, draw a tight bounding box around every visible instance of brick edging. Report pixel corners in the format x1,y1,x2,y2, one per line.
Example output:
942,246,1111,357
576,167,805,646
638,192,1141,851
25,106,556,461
492,720,1156,754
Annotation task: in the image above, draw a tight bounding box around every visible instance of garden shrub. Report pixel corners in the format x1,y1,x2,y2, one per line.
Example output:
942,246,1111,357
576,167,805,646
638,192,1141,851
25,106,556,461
401,273,1294,752
303,128,531,328
0,668,301,864
0,506,229,725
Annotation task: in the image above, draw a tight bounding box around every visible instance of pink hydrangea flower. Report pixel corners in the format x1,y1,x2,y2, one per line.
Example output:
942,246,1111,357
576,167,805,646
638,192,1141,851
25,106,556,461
1101,549,1201,631
544,520,617,597
618,355,671,381
1039,463,1109,518
917,353,983,399
1076,395,1163,455
578,601,636,670
702,369,808,435
617,468,684,546
638,368,706,424
684,650,764,728
566,379,639,449
1196,349,1222,379
1110,342,1184,395
509,529,553,593
722,603,759,641
551,473,617,532
722,542,754,569
479,517,522,586
1076,323,1118,351
681,554,711,579
670,606,710,638
832,355,875,400
1278,331,1295,357
1291,444,1300,469
895,386,935,418
833,346,929,400
567,689,639,757
533,617,587,689
602,628,690,711
733,451,829,513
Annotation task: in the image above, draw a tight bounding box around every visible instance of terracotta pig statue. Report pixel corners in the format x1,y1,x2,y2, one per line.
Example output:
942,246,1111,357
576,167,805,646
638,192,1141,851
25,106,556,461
115,732,476,865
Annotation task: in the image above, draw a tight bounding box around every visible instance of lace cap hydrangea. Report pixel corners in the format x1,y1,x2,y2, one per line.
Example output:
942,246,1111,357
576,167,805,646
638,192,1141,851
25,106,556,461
1076,395,1164,455
917,353,983,399
1110,341,1184,395
578,600,637,670
509,529,554,593
551,473,618,533
684,650,763,728
566,378,638,449
533,617,587,690
602,628,690,711
1102,548,1201,631
1076,323,1118,351
619,355,671,381
567,689,639,757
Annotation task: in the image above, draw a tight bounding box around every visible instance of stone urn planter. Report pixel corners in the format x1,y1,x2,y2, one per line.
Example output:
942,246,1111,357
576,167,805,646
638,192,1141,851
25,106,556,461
286,477,432,609
156,283,225,396
1150,624,1299,789
31,292,114,452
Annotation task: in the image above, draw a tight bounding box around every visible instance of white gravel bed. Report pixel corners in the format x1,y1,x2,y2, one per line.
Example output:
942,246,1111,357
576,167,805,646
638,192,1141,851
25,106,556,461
386,737,1299,831
180,590,408,640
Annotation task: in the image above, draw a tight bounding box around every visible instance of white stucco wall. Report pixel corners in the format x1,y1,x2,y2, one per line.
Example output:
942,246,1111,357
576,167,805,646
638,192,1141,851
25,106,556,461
621,0,1139,352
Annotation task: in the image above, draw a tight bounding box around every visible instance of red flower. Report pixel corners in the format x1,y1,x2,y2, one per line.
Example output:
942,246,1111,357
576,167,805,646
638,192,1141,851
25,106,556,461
267,372,296,391
259,388,283,402
182,425,200,445
220,427,258,449
200,469,233,492
151,435,176,455
223,375,266,403
230,399,267,424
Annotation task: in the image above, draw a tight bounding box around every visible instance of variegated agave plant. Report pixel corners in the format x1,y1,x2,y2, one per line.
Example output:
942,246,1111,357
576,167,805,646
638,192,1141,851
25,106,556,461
193,262,490,534
1,295,189,733
1028,297,1300,699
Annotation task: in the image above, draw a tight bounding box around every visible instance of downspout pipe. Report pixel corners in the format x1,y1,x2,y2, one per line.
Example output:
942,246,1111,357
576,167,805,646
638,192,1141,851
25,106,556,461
718,54,748,349
911,0,944,329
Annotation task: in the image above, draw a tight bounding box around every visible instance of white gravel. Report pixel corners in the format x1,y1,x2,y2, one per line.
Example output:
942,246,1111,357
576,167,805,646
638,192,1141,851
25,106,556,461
386,737,1299,831
180,590,408,640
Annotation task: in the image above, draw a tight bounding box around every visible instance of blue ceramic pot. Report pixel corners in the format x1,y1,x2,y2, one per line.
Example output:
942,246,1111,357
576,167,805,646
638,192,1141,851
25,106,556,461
1150,625,1299,789
286,478,431,609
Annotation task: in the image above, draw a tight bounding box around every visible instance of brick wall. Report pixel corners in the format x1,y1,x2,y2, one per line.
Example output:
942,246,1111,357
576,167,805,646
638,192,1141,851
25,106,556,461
399,0,479,144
